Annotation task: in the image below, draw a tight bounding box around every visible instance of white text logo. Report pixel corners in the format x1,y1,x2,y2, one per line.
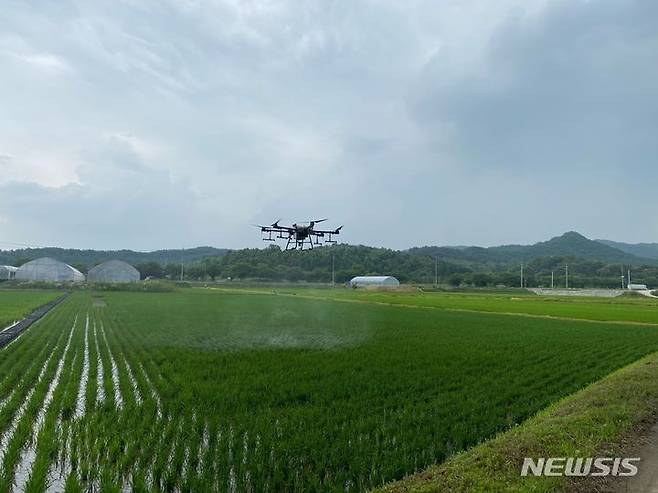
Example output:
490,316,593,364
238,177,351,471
521,457,640,477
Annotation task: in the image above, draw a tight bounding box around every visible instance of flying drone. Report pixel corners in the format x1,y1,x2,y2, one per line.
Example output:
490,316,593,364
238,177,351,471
256,219,343,250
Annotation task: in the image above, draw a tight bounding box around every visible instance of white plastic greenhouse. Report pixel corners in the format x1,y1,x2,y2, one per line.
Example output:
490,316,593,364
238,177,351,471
15,257,85,282
88,260,140,283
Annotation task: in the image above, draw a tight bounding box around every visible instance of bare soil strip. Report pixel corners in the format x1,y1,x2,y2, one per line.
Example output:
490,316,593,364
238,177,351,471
603,422,658,493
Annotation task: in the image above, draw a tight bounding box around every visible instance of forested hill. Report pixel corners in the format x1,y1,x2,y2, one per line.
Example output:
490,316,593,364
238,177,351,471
0,246,228,271
410,232,653,266
596,239,658,260
193,240,658,288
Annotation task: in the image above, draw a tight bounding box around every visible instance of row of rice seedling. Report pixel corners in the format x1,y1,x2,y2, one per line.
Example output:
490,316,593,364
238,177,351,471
0,296,85,492
23,317,85,493
0,300,75,451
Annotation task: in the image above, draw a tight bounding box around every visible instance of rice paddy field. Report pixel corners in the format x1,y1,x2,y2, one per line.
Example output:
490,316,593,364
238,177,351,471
1,287,658,492
0,291,60,330
263,287,658,324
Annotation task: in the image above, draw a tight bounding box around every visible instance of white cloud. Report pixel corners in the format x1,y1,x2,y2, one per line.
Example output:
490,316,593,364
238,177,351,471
16,53,70,72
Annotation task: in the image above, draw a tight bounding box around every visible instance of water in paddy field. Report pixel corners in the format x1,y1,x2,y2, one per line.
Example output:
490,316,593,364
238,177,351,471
93,320,106,404
170,304,376,350
211,328,367,350
74,314,90,419
100,322,123,409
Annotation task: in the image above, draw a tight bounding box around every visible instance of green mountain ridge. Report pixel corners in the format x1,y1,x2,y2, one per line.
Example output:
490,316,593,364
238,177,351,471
1,232,656,280
595,239,658,260
410,231,655,266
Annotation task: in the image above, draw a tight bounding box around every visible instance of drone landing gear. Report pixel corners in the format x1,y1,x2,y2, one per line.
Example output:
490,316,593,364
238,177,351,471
284,236,315,251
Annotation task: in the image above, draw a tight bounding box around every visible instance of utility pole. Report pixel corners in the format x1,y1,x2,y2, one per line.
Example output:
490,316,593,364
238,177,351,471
435,257,439,287
621,265,625,289
180,248,184,281
520,263,524,288
551,271,554,289
628,269,631,289
565,264,569,289
331,253,335,287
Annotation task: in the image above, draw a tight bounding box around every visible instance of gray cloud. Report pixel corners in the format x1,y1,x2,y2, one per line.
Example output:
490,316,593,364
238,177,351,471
413,0,658,174
0,0,657,250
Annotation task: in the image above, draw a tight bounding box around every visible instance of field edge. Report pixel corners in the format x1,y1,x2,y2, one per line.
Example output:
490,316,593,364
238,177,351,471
373,349,658,493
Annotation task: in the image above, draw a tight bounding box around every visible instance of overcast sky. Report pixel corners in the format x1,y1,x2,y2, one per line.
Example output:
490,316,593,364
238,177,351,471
1,0,657,251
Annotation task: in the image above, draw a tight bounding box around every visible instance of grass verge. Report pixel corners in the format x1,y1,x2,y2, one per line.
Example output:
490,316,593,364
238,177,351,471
374,349,658,493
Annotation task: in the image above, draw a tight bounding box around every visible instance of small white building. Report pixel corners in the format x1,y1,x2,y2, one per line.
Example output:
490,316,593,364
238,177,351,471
0,265,17,280
349,276,400,288
628,283,648,291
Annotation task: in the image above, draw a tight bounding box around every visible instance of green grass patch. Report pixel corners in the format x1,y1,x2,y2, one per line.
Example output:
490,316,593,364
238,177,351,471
0,289,61,329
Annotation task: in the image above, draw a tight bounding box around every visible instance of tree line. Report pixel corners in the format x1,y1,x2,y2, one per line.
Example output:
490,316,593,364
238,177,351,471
134,244,658,288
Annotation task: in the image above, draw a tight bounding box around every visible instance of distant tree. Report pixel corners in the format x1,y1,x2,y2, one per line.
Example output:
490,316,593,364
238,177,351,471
164,263,180,279
202,258,223,281
137,261,164,279
472,273,491,287
448,274,463,287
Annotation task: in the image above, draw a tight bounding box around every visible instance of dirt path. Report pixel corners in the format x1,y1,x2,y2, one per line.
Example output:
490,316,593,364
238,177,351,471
607,422,658,493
